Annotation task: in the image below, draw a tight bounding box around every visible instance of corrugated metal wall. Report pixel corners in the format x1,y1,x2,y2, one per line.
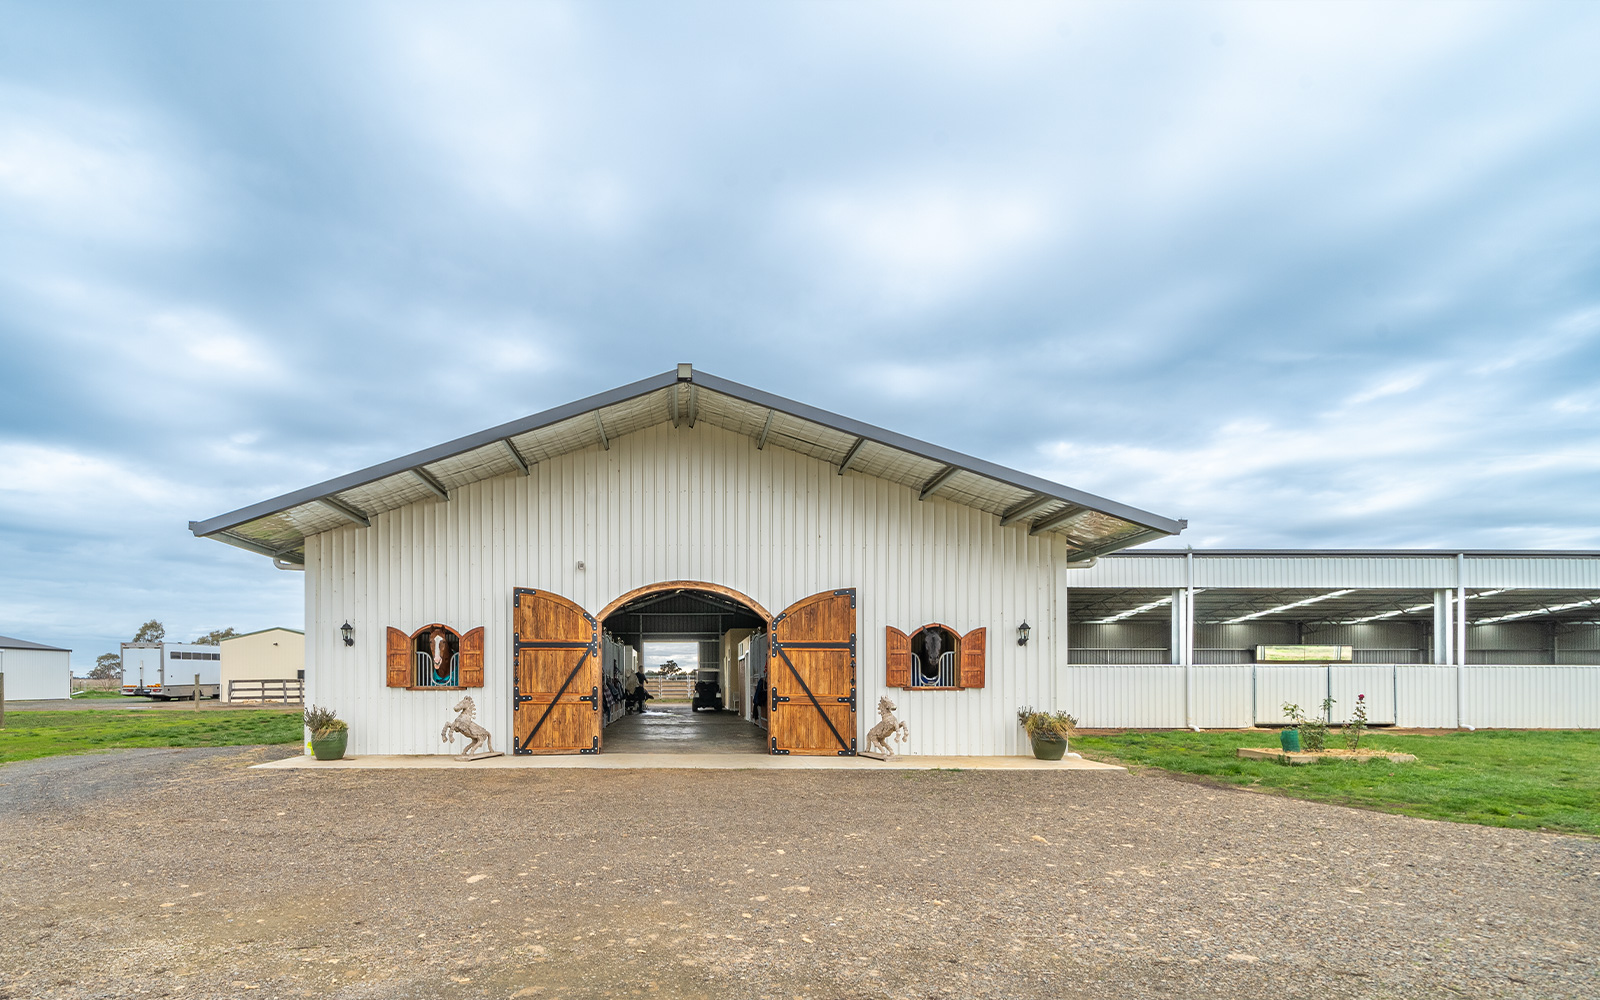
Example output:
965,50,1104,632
1057,663,1597,729
305,422,1061,756
0,647,71,700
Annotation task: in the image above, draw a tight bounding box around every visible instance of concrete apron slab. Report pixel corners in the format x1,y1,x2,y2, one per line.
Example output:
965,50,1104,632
253,753,1125,772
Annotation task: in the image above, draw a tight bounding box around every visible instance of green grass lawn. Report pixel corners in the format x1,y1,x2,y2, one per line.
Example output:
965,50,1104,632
0,709,303,765
1074,729,1600,837
68,689,135,699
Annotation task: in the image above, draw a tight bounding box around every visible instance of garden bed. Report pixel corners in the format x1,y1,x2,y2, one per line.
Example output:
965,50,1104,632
1237,747,1417,765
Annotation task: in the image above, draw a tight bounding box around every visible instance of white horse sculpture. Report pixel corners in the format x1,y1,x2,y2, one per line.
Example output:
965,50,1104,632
866,696,910,757
441,696,496,757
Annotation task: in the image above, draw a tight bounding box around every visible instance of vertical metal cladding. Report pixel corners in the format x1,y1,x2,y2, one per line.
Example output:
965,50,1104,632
305,422,1058,756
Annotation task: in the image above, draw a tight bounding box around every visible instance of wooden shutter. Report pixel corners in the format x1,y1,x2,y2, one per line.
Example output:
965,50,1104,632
885,627,910,689
459,627,485,687
770,589,857,755
511,588,601,754
959,627,986,689
386,627,410,688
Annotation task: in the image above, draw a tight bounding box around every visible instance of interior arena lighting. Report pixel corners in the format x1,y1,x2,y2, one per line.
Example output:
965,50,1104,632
1476,596,1600,625
1223,590,1356,625
1088,595,1172,624
1336,589,1509,625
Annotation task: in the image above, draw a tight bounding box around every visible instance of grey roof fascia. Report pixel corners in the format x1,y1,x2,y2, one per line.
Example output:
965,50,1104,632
222,626,306,640
691,371,1186,534
0,635,71,651
190,370,680,538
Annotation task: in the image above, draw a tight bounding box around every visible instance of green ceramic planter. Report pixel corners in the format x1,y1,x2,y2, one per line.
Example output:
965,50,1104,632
1030,735,1068,761
311,729,348,761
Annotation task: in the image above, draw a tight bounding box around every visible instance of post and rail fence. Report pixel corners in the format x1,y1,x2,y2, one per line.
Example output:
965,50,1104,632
226,678,305,704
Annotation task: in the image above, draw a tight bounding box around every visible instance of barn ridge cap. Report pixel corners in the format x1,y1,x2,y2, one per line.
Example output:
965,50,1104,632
189,366,1186,563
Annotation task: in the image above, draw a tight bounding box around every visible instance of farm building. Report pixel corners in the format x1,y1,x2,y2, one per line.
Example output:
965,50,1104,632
0,635,71,701
220,628,305,703
190,366,1600,757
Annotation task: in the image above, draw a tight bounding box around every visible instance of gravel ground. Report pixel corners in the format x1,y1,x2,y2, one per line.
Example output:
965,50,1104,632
0,747,1595,1000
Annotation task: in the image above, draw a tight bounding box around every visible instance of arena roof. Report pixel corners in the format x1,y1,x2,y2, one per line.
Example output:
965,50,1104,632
190,365,1186,565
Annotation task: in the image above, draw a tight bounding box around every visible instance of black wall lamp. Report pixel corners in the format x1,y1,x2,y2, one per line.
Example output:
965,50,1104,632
341,621,354,647
1016,621,1031,646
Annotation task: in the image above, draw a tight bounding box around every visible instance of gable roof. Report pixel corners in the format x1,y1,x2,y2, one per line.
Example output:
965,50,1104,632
0,635,70,652
190,365,1185,565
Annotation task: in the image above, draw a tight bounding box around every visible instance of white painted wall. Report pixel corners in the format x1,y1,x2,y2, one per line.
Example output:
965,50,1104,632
0,647,71,701
305,422,1063,756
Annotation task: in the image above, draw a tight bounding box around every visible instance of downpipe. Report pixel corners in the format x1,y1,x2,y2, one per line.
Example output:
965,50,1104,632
274,558,304,571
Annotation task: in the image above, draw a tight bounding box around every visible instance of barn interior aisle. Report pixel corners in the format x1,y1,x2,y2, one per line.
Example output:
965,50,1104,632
602,704,768,754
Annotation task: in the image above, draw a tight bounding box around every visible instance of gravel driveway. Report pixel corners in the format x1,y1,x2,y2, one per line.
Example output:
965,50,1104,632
0,746,1594,999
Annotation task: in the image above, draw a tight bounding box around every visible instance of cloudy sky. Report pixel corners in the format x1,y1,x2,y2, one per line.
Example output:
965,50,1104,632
3,1,1598,668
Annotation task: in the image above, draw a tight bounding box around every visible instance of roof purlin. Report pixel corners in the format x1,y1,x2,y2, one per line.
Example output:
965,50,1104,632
190,367,1186,550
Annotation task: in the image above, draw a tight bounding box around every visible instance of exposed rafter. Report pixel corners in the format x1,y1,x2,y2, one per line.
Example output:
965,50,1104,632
1028,504,1087,536
411,467,450,501
501,438,530,476
214,531,304,563
999,494,1053,527
594,412,610,450
918,465,959,501
670,386,681,428
756,409,775,450
317,496,370,528
687,385,699,428
1062,526,1169,558
837,437,866,476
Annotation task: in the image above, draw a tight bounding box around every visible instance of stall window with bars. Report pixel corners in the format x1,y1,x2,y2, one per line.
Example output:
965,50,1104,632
910,651,957,687
414,651,460,687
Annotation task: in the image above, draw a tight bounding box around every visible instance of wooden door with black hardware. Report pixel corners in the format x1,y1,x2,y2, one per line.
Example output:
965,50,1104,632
512,588,601,754
769,589,857,755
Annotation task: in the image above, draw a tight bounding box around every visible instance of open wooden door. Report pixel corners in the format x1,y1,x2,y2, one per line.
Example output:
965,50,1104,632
769,589,857,755
512,588,601,754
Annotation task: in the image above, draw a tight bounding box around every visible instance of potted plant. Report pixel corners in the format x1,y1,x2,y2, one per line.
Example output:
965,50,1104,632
1017,707,1078,760
304,704,348,761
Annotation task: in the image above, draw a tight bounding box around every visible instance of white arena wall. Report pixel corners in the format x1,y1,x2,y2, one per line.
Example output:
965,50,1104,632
0,647,71,701
1059,664,1600,729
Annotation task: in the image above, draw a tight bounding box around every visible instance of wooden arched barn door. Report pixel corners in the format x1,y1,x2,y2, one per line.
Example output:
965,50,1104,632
769,589,857,755
512,588,601,754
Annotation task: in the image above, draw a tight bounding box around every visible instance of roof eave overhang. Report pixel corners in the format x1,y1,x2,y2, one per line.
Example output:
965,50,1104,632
191,367,1185,556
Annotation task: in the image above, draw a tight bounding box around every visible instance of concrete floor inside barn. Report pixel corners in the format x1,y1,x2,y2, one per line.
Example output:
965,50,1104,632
603,704,770,754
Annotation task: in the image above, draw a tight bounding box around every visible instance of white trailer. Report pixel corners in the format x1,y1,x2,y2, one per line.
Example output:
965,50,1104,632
121,642,222,699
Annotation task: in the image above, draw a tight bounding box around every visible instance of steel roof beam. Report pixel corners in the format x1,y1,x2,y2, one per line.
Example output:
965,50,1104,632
318,497,370,528
756,409,775,450
594,412,610,451
670,386,681,428
212,531,304,563
999,494,1053,527
1029,504,1088,536
918,465,959,501
411,467,450,501
1061,527,1169,558
688,385,699,428
837,437,866,476
501,438,530,476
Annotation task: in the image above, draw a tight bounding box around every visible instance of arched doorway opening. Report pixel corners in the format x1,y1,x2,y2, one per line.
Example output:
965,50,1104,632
597,582,771,754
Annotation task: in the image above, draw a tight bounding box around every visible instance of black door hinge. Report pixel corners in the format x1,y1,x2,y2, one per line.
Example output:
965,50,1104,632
579,736,599,754
771,737,790,756
579,685,599,712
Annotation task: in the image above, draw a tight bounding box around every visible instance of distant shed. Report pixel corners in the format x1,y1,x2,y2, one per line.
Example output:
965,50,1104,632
0,635,72,701
220,628,304,702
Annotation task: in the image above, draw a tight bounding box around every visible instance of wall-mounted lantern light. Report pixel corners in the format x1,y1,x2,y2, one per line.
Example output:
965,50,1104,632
1016,620,1031,646
341,621,354,647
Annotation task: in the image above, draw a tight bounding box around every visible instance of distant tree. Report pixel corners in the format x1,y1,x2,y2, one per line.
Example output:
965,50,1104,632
193,627,238,645
659,660,684,678
131,619,165,644
90,652,123,680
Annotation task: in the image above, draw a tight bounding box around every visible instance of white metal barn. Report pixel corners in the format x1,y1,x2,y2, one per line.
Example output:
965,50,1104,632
0,635,71,701
190,365,1184,757
190,366,1600,757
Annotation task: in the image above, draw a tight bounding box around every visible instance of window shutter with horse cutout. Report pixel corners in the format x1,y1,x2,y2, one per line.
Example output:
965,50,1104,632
959,627,986,689
386,627,410,688
885,626,911,689
459,627,485,687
